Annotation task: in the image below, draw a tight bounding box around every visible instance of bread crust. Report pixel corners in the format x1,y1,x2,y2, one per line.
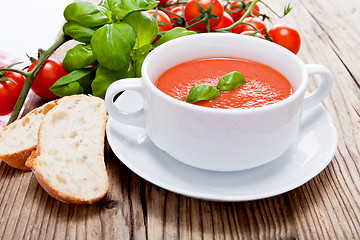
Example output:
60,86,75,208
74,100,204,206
0,147,35,171
32,167,108,204
25,95,109,204
0,100,57,171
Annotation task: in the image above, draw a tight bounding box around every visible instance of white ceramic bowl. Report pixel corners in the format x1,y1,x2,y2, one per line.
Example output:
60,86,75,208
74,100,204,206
105,33,332,171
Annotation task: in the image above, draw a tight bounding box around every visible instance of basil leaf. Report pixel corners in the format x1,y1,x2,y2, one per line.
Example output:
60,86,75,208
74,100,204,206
63,22,96,43
63,44,97,72
185,84,220,103
91,64,135,99
217,71,246,91
123,11,158,50
132,45,152,60
105,0,158,20
64,2,111,28
101,0,111,11
134,52,149,77
152,27,196,48
50,68,95,97
91,22,136,71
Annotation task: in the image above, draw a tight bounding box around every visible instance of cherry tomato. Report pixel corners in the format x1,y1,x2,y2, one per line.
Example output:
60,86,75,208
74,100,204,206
227,0,260,22
0,70,25,116
213,11,234,29
147,10,173,32
164,0,184,11
231,17,266,34
184,0,224,31
167,6,185,27
28,58,68,99
158,0,169,6
268,24,301,54
240,30,266,39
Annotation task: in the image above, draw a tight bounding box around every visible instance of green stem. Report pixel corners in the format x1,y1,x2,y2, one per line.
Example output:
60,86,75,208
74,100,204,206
7,33,71,125
185,18,205,30
0,68,29,77
159,7,182,17
221,0,260,31
258,0,290,18
161,1,187,8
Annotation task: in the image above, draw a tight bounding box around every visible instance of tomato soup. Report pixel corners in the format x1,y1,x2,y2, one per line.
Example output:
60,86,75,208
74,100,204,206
155,57,294,109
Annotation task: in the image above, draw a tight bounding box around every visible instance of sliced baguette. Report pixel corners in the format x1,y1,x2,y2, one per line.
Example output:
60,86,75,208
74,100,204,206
0,101,57,170
26,95,109,204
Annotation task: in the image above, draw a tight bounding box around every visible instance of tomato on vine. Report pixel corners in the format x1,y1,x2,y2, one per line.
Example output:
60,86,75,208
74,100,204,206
167,6,185,27
0,70,25,116
28,58,68,99
147,9,173,32
213,11,234,29
164,0,184,11
158,0,169,6
226,0,260,22
231,17,266,34
184,0,224,31
240,30,266,39
268,24,301,54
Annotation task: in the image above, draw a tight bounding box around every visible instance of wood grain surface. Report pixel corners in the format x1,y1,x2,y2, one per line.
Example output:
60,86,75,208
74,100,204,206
1,0,360,239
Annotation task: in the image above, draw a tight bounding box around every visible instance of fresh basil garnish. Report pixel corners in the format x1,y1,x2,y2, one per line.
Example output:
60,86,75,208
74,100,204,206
185,71,246,104
217,71,246,91
185,84,220,103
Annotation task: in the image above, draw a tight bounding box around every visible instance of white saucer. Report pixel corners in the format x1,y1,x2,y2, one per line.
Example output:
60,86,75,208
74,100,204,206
106,91,337,201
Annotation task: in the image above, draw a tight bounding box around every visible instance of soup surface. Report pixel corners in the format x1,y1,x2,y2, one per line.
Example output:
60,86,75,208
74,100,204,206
155,57,294,109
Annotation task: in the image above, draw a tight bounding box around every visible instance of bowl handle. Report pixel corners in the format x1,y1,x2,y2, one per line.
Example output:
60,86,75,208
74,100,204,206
303,64,333,110
105,78,145,127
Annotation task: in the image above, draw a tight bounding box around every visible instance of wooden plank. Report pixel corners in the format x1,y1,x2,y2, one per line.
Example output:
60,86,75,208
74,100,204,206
1,0,360,239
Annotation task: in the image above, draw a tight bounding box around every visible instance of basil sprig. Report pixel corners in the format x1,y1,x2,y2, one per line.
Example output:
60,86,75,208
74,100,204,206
91,22,137,71
185,71,246,104
51,0,196,99
185,84,221,103
217,71,246,91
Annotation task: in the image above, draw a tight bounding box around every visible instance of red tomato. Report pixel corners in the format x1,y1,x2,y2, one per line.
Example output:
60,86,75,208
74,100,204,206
0,70,25,116
164,0,184,11
213,11,234,29
268,24,301,54
231,17,266,34
167,6,185,27
184,0,224,31
28,58,68,99
240,30,266,39
147,10,173,32
227,0,260,22
158,0,169,6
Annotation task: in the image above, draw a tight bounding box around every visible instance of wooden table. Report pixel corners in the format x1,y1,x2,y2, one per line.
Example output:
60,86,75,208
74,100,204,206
1,0,360,239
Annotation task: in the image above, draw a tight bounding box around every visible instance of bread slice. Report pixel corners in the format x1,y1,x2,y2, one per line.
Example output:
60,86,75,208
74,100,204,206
0,101,57,170
26,95,109,204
